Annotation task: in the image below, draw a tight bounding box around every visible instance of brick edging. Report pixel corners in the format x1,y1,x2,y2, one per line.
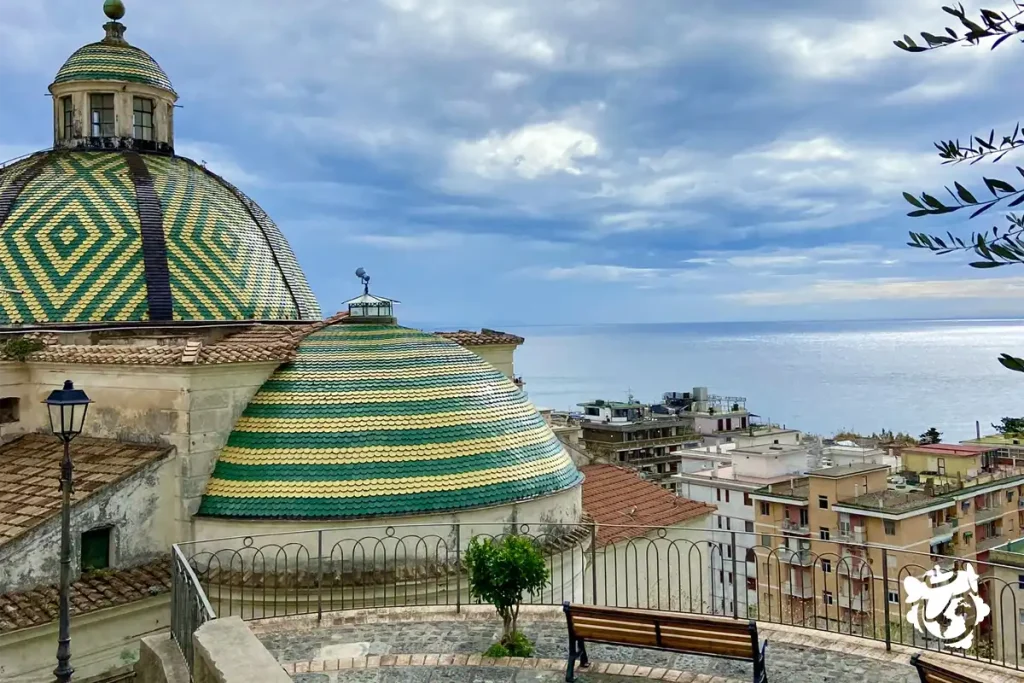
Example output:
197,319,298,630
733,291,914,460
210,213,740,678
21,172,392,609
280,654,743,683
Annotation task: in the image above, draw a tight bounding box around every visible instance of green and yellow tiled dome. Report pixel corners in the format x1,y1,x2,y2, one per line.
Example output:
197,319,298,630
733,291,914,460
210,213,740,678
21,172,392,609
198,323,583,519
54,41,174,94
0,150,320,324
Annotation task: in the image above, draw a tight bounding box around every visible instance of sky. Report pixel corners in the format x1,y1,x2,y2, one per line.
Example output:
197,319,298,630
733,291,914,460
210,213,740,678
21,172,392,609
1,0,1023,327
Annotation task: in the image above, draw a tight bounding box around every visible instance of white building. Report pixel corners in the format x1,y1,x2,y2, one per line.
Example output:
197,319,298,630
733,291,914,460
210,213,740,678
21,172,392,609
821,441,899,472
672,443,809,616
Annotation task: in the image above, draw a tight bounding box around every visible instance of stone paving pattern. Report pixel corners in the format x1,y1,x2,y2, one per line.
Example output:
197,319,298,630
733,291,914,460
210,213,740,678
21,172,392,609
258,619,918,683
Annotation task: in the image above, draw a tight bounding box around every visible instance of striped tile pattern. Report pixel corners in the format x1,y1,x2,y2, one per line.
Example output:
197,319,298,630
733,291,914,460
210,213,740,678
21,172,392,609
0,150,321,324
53,41,174,93
199,324,583,519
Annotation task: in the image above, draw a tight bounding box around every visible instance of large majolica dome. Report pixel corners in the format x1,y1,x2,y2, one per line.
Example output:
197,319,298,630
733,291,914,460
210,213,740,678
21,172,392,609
0,2,319,325
199,322,582,519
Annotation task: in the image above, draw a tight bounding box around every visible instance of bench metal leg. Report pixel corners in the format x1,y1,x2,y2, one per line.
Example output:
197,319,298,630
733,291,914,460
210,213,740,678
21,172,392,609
578,639,589,669
566,635,576,682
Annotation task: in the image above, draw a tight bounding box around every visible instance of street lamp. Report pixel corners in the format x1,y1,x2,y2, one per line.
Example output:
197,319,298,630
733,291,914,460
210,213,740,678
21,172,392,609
44,380,92,683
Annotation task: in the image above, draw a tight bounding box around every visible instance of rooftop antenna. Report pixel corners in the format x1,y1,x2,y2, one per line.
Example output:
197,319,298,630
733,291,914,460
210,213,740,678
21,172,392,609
355,267,370,295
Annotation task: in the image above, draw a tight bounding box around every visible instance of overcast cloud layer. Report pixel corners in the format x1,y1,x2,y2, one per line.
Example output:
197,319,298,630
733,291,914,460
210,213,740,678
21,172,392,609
1,0,1021,326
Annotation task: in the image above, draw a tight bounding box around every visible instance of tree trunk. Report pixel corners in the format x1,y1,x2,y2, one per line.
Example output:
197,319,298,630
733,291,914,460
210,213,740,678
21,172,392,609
501,610,513,641
512,603,520,635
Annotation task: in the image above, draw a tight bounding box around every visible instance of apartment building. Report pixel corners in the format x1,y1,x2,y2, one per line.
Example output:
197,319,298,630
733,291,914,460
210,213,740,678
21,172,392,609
989,539,1024,663
674,442,809,617
751,452,1024,634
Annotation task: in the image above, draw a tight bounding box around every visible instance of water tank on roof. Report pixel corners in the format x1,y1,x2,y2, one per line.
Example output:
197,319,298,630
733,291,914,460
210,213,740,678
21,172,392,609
693,387,709,401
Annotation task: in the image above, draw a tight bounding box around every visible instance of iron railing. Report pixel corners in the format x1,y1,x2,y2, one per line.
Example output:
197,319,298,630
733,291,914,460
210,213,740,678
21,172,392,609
170,545,216,674
171,521,1024,673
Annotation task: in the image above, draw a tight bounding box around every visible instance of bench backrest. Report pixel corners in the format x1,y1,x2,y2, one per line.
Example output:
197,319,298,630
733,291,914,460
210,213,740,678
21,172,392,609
910,654,981,683
565,604,757,662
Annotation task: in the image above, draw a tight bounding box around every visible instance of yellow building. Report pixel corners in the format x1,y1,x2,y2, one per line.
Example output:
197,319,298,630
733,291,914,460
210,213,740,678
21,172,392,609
751,459,1024,636
902,443,1000,481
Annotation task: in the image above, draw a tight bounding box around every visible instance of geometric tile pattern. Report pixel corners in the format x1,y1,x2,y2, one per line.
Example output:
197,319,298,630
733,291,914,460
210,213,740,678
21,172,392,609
198,323,583,519
0,150,321,324
53,41,174,93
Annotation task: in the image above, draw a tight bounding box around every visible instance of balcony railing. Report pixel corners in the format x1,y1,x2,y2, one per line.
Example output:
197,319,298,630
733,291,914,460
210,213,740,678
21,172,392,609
835,528,865,544
781,518,810,535
975,507,1005,524
172,522,1024,676
782,581,814,599
976,534,1006,552
929,519,957,537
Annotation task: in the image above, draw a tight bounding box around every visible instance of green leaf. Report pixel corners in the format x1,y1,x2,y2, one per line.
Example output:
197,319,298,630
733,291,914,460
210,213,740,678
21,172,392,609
986,177,1017,193
921,193,946,209
969,261,1004,268
999,354,1024,373
903,192,925,208
954,182,977,203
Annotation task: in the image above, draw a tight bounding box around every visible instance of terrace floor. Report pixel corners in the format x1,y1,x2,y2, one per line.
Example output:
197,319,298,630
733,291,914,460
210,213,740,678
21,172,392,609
250,608,922,683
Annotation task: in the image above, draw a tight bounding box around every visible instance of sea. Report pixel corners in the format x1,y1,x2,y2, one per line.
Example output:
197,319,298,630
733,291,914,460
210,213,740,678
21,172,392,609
506,319,1024,443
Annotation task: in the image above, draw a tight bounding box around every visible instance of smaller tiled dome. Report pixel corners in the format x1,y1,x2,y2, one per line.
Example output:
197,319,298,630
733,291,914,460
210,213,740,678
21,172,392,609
54,42,174,95
199,322,583,519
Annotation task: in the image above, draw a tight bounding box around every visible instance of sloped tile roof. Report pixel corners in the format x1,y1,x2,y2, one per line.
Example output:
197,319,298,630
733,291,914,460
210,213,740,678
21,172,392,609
0,434,172,548
580,464,715,547
0,557,170,633
435,329,525,346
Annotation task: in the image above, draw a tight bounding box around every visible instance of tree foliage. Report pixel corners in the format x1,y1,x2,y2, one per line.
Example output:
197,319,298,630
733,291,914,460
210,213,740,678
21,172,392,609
896,2,1024,373
919,427,943,444
464,535,550,643
993,416,1024,434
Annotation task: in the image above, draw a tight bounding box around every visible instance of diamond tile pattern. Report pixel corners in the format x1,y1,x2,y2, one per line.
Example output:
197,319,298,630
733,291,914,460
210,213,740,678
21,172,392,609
0,150,321,324
53,41,174,93
0,434,172,548
199,323,583,519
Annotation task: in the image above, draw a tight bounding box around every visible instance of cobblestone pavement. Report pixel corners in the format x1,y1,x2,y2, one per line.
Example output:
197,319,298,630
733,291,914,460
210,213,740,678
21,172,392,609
258,619,918,683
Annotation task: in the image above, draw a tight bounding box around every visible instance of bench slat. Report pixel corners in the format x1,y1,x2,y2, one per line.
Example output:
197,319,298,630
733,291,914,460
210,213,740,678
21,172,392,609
911,654,982,683
568,605,749,634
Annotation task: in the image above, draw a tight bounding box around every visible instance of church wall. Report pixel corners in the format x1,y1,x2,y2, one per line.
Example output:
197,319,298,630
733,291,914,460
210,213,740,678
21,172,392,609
464,344,517,378
0,453,175,593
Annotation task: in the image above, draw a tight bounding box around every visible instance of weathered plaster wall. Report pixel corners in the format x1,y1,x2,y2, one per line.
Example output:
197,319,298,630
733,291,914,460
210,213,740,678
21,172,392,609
0,596,169,682
464,345,517,379
0,453,175,593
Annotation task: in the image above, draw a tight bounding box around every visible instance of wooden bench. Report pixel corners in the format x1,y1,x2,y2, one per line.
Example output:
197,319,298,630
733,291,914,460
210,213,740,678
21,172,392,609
562,603,768,683
910,653,983,683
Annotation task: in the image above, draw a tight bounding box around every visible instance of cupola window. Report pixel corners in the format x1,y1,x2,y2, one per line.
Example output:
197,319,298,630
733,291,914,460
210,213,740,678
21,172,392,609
133,96,154,140
89,93,115,137
61,97,74,139
343,268,399,322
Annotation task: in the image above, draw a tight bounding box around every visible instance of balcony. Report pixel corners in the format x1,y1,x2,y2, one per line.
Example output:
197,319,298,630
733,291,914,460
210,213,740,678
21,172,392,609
976,535,1006,552
929,555,956,572
781,518,810,535
835,527,865,544
778,548,815,566
929,519,957,538
975,507,1004,524
783,581,815,599
838,589,870,612
836,556,870,578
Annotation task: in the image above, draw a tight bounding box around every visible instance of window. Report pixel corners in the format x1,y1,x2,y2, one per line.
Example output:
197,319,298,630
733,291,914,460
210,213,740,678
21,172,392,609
962,500,970,512
719,571,724,583
725,545,733,560
90,94,115,137
937,457,946,475
884,520,896,536
717,489,722,502
725,490,730,503
0,397,19,423
821,559,832,573
744,492,752,507
760,502,770,516
61,96,73,139
726,572,733,585
1019,608,1024,625
799,508,809,525
823,590,834,605
745,521,754,533
1009,490,1015,503
818,495,828,510
889,590,900,605
717,418,724,431
717,516,723,530
746,577,756,590
745,548,756,562
819,527,830,541
80,527,111,571
725,517,731,531
761,534,771,547
1018,574,1024,590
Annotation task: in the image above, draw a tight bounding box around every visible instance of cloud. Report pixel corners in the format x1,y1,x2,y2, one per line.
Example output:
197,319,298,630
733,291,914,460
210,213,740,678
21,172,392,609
724,276,1024,306
447,121,599,181
535,264,671,283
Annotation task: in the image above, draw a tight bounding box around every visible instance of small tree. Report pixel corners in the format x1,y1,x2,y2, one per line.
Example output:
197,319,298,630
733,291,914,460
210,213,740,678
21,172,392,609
464,535,549,651
993,416,1024,435
919,427,943,444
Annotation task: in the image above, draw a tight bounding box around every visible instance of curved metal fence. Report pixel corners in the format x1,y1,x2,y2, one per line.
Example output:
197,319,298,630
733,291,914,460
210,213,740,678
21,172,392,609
171,521,1023,673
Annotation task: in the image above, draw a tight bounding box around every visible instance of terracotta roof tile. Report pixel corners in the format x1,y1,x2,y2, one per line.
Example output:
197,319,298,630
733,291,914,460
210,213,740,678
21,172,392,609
0,557,170,633
435,329,525,346
580,464,715,547
0,434,171,548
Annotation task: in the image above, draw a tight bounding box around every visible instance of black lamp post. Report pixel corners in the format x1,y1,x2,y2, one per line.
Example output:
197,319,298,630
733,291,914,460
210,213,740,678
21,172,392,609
44,380,92,683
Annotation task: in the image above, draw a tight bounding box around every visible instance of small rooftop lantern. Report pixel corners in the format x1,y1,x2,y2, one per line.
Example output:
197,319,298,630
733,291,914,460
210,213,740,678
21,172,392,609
343,268,399,323
43,380,93,683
